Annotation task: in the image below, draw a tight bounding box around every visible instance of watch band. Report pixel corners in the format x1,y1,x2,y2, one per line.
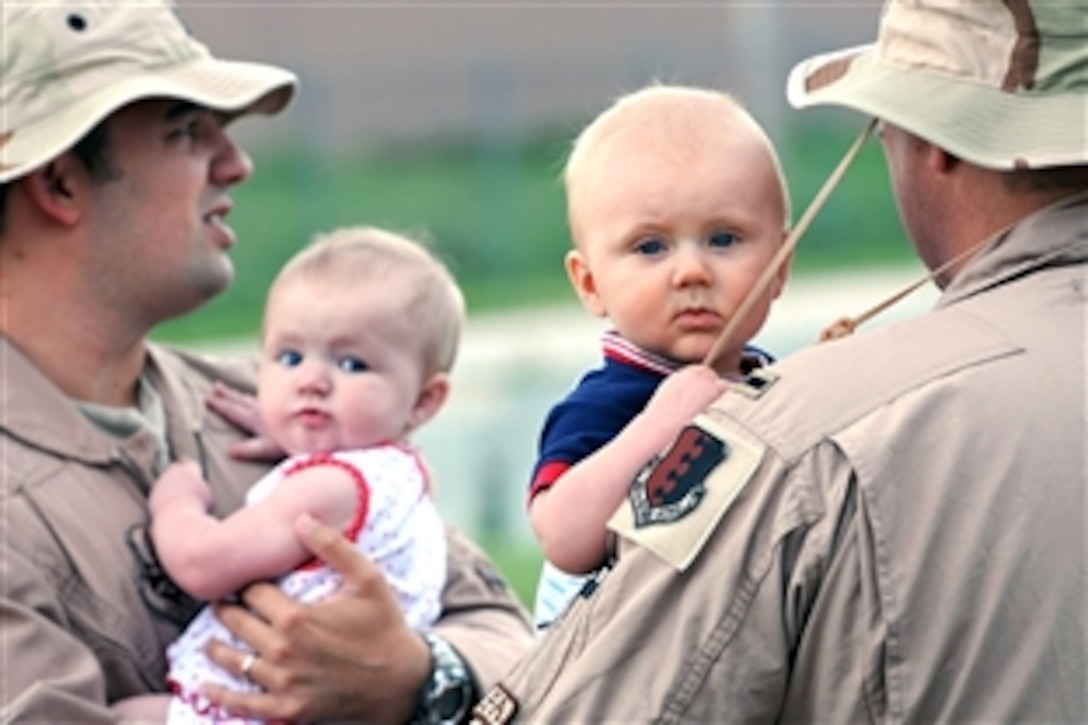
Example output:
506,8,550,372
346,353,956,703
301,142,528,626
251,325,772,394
411,633,478,725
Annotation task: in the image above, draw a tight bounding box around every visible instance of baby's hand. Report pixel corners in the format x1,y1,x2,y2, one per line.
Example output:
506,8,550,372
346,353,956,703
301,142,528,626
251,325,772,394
643,365,729,431
207,381,286,463
149,461,213,515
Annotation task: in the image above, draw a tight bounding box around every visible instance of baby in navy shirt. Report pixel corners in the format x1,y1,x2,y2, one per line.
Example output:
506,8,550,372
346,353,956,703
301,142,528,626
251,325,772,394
529,84,793,630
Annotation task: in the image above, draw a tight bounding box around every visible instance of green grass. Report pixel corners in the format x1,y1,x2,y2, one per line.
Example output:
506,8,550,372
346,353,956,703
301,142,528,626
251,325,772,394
478,536,545,610
152,119,911,345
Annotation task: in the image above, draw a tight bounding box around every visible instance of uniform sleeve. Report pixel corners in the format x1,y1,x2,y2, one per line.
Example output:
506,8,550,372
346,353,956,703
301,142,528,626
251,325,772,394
481,438,876,722
431,526,535,690
1,545,121,724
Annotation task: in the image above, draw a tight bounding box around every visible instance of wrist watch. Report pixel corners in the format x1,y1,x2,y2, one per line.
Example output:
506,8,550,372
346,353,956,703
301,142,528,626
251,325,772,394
411,633,478,725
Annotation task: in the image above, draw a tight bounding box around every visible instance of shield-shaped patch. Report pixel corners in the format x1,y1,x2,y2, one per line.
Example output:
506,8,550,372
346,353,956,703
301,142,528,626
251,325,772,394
628,425,728,527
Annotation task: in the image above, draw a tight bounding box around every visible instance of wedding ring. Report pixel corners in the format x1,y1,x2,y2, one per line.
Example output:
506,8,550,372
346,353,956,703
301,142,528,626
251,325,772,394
240,652,259,682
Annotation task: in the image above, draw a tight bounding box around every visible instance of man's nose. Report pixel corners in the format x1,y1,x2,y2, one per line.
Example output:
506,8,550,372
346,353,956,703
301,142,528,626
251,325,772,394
211,127,254,187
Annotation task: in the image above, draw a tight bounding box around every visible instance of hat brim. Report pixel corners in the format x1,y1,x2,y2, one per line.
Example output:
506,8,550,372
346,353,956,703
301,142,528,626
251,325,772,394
1,57,296,183
786,45,1087,170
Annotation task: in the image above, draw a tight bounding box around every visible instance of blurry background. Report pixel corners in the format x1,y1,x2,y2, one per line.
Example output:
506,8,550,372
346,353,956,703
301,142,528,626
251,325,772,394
164,1,940,605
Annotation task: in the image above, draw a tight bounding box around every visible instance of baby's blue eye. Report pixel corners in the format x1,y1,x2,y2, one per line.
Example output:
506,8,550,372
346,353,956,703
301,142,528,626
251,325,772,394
709,230,739,248
276,350,303,367
634,237,667,256
339,357,369,373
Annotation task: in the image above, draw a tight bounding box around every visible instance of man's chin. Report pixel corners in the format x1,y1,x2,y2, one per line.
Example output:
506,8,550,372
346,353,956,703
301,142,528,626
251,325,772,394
197,268,235,302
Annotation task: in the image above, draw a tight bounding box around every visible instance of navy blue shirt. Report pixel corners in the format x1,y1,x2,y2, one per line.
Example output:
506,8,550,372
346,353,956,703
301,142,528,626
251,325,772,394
529,331,773,499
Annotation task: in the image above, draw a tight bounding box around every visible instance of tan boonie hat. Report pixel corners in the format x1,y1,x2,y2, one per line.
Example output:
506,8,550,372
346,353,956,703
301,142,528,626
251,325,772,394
1,0,298,183
786,0,1087,170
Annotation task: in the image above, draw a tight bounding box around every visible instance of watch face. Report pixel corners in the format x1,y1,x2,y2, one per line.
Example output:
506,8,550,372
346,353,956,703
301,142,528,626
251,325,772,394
436,685,468,719
417,634,475,725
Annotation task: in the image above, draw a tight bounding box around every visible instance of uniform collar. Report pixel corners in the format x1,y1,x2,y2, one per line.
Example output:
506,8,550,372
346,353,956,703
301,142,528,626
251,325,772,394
0,337,207,467
0,335,117,464
939,191,1088,309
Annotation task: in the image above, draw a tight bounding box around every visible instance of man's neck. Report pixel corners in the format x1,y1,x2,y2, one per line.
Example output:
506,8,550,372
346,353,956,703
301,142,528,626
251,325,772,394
0,299,148,407
931,168,1079,288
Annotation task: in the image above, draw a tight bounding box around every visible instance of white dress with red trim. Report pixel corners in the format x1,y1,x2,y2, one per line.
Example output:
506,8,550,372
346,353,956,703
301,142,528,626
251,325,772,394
164,446,447,724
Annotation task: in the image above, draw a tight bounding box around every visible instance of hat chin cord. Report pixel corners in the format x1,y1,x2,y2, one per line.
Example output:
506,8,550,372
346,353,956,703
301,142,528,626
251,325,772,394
702,117,995,371
703,118,875,371
818,185,1088,339
816,231,994,341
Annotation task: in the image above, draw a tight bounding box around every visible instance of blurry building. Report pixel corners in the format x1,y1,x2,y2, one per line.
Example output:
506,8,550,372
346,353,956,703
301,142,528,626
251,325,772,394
181,2,880,151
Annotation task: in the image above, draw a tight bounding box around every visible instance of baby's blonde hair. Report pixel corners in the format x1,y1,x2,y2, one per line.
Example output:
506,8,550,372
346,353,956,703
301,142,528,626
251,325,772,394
563,83,792,244
269,226,466,376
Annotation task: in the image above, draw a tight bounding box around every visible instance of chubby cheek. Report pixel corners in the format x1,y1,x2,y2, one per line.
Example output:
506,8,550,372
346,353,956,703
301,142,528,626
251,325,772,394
608,275,663,318
606,297,657,342
340,409,394,447
734,288,778,342
334,387,398,442
725,252,780,303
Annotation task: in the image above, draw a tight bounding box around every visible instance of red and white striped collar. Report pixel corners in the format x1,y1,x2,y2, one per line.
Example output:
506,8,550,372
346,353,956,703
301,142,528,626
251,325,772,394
601,330,684,377
601,330,773,378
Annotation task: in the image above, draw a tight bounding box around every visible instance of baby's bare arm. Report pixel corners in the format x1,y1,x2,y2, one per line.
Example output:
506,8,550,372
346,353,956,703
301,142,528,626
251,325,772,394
150,462,358,601
530,365,728,574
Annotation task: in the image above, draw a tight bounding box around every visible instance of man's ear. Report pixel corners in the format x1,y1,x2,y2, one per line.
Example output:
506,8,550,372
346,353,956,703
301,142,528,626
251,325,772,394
925,141,960,175
408,372,451,431
21,156,84,226
564,248,607,317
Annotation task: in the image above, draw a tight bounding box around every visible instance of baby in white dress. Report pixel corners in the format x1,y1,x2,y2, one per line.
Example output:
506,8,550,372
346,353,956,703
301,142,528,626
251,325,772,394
146,227,465,723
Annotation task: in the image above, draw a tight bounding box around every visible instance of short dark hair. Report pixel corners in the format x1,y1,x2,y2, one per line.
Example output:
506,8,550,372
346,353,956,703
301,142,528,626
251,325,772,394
0,120,119,233
1006,165,1088,193
70,121,120,183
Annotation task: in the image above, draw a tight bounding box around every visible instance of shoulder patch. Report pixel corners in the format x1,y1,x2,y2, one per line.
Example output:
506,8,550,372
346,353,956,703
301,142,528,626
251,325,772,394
607,415,764,571
626,425,726,527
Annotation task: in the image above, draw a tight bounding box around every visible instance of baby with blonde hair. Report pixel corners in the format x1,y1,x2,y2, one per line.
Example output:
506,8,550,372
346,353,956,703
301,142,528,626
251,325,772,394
146,226,464,723
530,84,793,630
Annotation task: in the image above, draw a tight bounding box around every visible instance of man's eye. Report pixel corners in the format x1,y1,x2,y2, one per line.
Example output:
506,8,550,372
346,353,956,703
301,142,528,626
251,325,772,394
276,351,303,367
708,230,740,248
339,357,369,373
634,237,667,255
170,110,218,141
168,118,201,141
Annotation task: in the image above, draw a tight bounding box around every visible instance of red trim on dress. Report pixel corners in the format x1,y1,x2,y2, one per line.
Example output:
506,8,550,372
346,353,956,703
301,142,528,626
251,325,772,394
165,675,235,720
283,453,371,571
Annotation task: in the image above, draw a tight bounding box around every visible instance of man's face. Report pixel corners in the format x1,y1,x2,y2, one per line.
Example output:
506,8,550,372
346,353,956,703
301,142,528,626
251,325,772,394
83,99,253,327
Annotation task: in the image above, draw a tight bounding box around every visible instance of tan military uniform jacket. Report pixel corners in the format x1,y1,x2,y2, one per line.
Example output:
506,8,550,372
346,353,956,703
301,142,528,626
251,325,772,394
476,195,1086,723
1,342,532,723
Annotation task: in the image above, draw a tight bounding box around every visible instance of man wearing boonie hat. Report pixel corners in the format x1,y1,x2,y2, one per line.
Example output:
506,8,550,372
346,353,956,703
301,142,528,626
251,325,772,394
0,1,532,723
466,0,1085,721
